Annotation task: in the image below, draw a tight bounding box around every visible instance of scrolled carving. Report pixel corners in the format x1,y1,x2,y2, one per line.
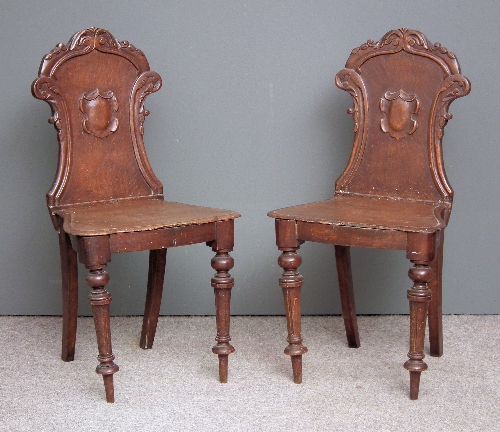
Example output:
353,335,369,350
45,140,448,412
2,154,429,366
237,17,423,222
72,27,119,51
126,71,163,195
33,77,64,131
347,28,460,75
43,43,70,61
133,72,162,135
32,76,71,208
335,29,470,203
434,75,471,139
80,89,119,138
335,68,365,133
431,42,456,59
350,38,378,55
334,68,368,191
380,90,420,140
38,28,149,78
33,28,162,219
425,73,471,201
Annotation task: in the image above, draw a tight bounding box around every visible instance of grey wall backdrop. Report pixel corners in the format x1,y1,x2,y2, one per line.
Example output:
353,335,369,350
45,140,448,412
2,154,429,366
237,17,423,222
1,1,498,316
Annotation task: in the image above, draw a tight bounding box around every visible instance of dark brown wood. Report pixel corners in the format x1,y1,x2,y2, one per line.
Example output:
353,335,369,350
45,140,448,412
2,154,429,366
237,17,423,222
57,227,78,361
279,247,307,383
297,220,407,250
209,219,236,383
268,28,470,398
428,230,444,357
78,235,117,403
140,248,167,349
32,28,240,402
210,250,235,383
405,232,435,399
110,222,217,253
405,260,432,400
276,219,308,383
335,245,360,348
86,266,118,404
270,196,450,233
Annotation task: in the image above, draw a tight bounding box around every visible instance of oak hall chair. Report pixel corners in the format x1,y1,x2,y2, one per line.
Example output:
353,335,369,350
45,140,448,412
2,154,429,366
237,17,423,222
268,29,470,399
32,28,240,402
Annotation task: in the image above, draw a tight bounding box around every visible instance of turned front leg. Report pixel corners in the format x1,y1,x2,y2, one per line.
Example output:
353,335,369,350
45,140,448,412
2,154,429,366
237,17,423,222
211,250,235,383
87,267,119,403
404,261,432,400
279,248,308,383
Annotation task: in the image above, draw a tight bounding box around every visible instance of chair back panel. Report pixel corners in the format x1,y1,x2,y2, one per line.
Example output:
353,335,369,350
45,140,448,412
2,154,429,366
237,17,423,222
335,29,470,204
33,28,163,217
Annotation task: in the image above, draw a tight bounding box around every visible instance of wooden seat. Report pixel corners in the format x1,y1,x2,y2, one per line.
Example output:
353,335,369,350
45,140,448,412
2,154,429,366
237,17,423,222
32,28,239,402
268,28,470,399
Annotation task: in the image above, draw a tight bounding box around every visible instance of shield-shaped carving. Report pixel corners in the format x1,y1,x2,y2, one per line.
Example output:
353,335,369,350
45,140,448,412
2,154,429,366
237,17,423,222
80,89,119,138
380,90,419,140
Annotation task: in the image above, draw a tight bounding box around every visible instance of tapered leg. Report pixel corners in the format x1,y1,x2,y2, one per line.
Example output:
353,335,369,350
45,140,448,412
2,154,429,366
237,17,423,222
404,261,432,400
208,219,236,382
428,231,444,357
140,248,167,349
58,229,78,361
279,248,308,383
211,250,235,382
335,245,360,348
87,266,119,403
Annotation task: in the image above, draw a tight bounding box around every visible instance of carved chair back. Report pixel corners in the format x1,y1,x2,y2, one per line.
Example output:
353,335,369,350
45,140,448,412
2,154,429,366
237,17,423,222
32,28,163,226
334,29,470,207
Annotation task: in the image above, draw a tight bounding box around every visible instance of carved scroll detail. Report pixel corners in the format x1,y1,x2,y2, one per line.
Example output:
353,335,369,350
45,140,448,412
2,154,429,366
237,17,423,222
347,28,460,75
129,71,163,194
435,75,471,139
32,76,71,207
33,77,64,133
380,90,420,140
32,28,159,224
334,68,368,191
335,69,366,132
80,89,119,138
134,73,162,135
428,74,471,200
39,28,149,77
43,28,117,62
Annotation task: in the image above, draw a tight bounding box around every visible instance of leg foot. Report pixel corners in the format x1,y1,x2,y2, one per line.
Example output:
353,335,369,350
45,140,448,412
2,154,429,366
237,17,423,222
409,371,421,400
102,374,115,403
291,355,303,384
218,354,229,383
